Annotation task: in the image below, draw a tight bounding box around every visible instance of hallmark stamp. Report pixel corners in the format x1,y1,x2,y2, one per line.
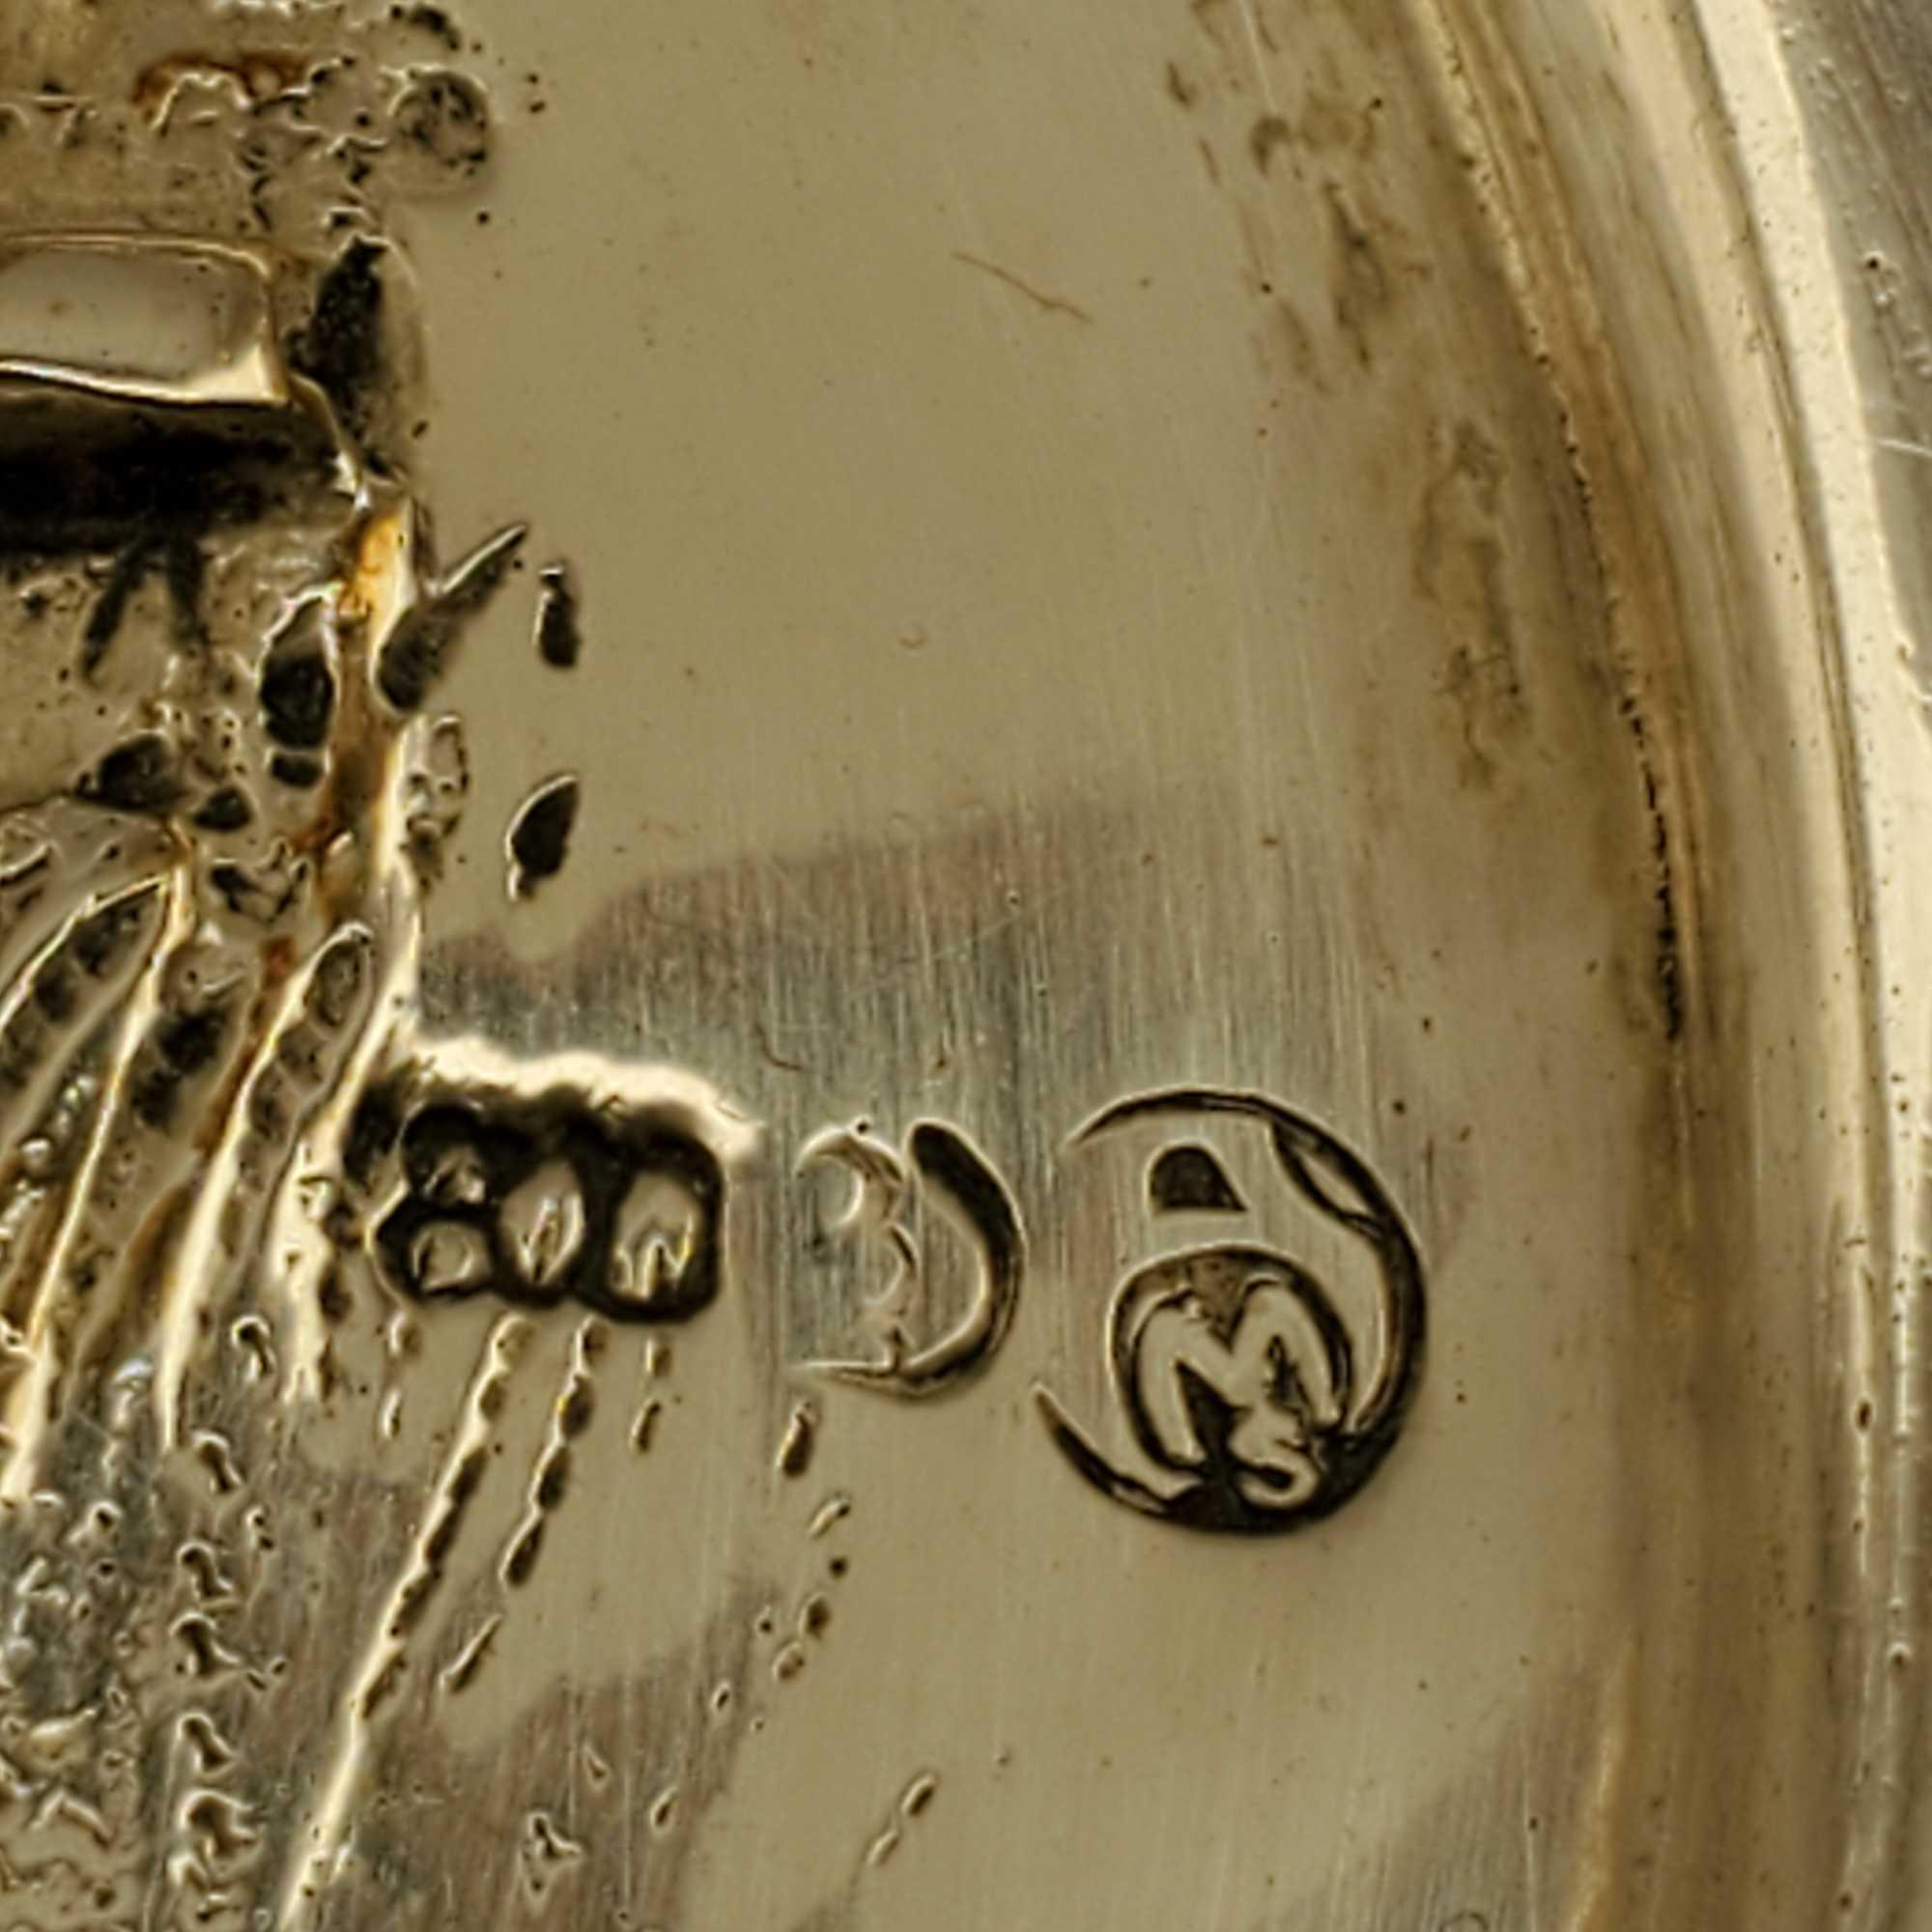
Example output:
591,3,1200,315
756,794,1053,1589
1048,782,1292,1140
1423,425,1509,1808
357,1053,748,1324
1034,1087,1425,1532
798,1117,1024,1397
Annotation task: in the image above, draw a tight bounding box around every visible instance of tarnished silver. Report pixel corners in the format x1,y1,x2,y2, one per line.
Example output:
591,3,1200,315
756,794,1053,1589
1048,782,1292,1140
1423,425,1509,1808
0,0,1926,1925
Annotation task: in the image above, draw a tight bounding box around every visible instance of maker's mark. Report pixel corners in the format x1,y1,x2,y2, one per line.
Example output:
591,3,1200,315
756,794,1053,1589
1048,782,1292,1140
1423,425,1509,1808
1035,1087,1426,1533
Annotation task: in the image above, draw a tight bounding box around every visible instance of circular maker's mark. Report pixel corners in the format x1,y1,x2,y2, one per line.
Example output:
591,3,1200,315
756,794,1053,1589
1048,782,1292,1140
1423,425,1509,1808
1035,1088,1427,1533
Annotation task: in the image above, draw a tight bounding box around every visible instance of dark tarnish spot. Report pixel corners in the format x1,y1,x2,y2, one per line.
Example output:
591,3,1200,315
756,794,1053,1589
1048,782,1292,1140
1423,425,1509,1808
163,535,209,639
1299,88,1375,157
393,70,491,177
394,2,464,49
71,895,148,977
507,777,579,899
159,1004,227,1078
80,534,207,676
1326,183,1393,368
1413,420,1527,787
1249,114,1294,173
80,733,180,814
503,1520,544,1586
776,1401,817,1479
289,241,386,438
260,645,336,750
192,785,254,833
374,607,446,711
131,1003,231,1129
28,956,75,1024
312,936,369,1031
1633,721,1685,1040
534,1447,570,1511
0,403,333,569
269,753,325,789
534,563,581,668
318,1267,352,1324
377,526,526,711
345,1083,405,1190
81,548,151,676
208,859,297,923
1266,298,1325,392
558,1379,595,1438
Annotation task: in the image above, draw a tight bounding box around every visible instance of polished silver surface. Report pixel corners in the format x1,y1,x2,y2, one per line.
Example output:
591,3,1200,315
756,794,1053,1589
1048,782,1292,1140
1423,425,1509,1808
0,0,1923,1925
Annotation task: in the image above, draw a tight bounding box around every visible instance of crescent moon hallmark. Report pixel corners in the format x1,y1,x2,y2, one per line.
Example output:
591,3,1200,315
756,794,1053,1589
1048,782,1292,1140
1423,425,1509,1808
797,1116,1024,1398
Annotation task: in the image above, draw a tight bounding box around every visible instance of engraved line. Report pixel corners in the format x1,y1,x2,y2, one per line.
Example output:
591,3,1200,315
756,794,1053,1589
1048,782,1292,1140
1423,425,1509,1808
0,870,171,1155
0,906,155,1314
951,251,1094,325
251,504,408,1397
277,514,432,1403
439,1611,501,1696
0,867,188,1505
276,1309,528,1930
270,890,416,1409
150,923,372,1451
497,1316,600,1593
